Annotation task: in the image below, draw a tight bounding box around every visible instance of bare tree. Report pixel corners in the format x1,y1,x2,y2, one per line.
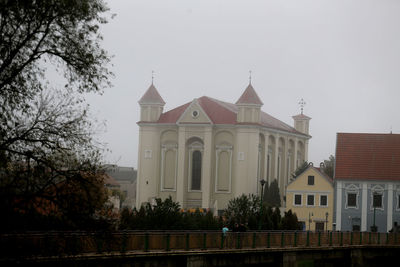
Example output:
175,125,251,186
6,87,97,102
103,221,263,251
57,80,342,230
0,0,113,230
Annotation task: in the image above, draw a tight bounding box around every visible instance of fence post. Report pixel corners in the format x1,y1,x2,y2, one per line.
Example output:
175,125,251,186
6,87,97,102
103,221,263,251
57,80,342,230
121,232,127,254
294,231,297,247
236,233,241,249
318,231,321,246
350,231,353,246
166,233,170,251
203,233,207,250
340,232,343,246
96,233,103,254
281,232,285,247
329,231,333,246
186,233,190,251
377,232,380,245
221,233,225,249
359,231,362,245
252,232,257,248
144,233,149,252
267,232,270,248
306,231,310,247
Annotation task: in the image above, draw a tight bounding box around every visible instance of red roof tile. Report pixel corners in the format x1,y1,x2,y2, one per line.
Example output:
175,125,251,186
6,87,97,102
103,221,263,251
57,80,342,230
235,84,263,105
155,96,305,135
335,133,400,181
139,84,165,105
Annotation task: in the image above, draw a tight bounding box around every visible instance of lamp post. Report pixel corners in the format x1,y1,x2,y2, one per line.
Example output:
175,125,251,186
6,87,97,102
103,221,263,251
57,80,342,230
259,179,266,230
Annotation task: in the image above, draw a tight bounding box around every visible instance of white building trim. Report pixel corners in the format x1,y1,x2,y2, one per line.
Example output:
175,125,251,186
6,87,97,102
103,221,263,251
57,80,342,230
336,180,342,230
361,183,368,231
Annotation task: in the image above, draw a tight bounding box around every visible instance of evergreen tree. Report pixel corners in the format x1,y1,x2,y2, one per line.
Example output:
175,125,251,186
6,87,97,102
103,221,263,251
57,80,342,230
264,179,281,207
281,210,301,230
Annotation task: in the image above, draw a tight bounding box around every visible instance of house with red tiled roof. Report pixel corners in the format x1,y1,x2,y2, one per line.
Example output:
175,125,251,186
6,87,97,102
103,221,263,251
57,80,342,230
286,163,334,231
334,133,400,232
136,81,311,213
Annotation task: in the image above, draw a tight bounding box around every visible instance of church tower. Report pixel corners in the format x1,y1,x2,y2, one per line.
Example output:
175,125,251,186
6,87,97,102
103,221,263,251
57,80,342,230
235,82,263,124
292,98,311,135
138,82,165,122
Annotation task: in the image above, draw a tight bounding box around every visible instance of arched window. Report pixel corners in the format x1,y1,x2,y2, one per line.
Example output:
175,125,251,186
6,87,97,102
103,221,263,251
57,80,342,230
191,150,202,190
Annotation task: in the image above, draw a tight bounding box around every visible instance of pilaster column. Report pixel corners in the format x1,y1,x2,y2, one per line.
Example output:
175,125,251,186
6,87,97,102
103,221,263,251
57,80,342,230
273,134,279,182
176,127,186,206
387,184,394,232
361,182,368,231
336,180,343,231
201,127,212,209
263,132,269,183
293,138,298,169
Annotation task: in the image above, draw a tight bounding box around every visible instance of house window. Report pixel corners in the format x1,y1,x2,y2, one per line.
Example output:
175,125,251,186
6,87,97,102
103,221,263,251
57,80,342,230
320,195,328,207
372,193,383,209
191,150,202,190
294,194,302,206
307,194,315,206
308,175,314,185
347,193,357,208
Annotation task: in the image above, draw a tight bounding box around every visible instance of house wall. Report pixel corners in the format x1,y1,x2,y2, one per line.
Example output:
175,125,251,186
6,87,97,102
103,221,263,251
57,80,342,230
286,167,334,231
335,180,400,232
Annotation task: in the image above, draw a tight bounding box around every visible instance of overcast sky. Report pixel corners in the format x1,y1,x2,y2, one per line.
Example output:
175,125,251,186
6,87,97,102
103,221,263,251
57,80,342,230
86,0,400,168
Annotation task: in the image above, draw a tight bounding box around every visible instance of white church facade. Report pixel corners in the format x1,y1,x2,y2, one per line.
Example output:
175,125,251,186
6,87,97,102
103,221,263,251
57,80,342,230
136,81,311,213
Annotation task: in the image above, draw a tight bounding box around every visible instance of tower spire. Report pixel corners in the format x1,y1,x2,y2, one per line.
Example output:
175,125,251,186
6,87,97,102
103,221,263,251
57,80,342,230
151,70,155,85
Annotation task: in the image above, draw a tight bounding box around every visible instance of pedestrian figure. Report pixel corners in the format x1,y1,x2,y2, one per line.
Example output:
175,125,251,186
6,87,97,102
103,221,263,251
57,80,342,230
222,225,229,236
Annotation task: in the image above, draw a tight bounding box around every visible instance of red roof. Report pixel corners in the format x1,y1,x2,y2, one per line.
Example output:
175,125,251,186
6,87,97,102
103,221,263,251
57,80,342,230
156,96,305,135
235,83,263,105
139,84,165,105
335,133,400,181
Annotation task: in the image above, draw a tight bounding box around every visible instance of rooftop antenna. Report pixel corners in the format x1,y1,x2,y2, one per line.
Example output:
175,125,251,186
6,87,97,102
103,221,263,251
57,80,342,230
151,70,155,85
298,98,306,114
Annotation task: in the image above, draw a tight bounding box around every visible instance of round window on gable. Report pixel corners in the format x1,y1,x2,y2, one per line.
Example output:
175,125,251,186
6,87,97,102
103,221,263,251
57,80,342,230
192,110,199,118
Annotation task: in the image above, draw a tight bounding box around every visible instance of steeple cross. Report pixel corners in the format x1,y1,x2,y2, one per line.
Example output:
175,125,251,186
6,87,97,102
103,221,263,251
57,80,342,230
249,70,252,84
151,70,155,84
298,98,306,114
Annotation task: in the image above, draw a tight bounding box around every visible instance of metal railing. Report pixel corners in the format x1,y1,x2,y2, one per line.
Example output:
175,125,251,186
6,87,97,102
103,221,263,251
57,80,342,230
1,231,399,258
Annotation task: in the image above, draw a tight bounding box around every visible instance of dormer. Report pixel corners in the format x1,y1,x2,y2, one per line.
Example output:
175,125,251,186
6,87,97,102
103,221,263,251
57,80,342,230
235,83,263,124
138,83,165,122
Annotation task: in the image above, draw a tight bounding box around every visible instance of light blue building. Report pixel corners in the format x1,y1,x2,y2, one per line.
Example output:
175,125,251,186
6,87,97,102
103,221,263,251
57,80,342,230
334,133,400,232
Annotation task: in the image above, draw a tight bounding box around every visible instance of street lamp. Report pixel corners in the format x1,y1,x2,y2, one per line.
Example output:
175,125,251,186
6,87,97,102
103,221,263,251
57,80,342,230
259,179,266,230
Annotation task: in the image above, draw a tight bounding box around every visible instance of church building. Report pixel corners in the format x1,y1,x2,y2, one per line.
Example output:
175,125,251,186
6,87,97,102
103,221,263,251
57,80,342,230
136,81,311,213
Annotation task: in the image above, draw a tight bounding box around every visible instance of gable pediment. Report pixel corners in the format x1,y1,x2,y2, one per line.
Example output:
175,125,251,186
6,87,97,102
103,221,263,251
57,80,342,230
177,99,212,125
